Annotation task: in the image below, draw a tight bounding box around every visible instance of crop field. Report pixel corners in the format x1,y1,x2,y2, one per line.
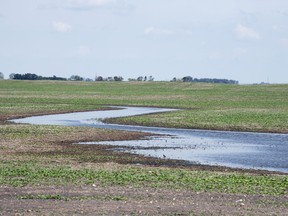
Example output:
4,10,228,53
0,80,288,215
1,80,288,133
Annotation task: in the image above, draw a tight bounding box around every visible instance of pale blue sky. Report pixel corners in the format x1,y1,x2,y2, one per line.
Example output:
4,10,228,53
1,0,288,83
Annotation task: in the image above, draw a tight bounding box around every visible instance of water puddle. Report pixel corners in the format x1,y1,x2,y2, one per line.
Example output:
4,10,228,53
81,134,288,173
10,106,288,173
11,106,177,126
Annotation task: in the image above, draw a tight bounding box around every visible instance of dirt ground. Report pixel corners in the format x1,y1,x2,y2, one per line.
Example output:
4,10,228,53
1,185,287,216
1,113,287,216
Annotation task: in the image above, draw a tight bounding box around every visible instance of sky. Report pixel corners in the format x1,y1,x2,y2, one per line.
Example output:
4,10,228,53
1,0,288,84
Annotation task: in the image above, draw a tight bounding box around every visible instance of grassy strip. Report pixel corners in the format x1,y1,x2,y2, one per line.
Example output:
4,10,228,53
1,163,287,196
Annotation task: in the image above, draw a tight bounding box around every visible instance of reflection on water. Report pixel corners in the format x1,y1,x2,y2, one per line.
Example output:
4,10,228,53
11,106,177,126
11,106,288,173
82,134,288,173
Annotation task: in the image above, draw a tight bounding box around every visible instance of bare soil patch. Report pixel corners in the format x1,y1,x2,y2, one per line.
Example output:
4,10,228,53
1,185,287,215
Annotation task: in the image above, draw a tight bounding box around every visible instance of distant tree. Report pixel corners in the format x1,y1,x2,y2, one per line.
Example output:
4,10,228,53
95,76,103,81
50,75,66,81
13,73,38,80
113,76,123,81
9,73,66,81
171,77,177,82
128,78,137,81
69,75,84,81
0,72,4,79
181,76,238,84
85,78,93,82
137,76,143,81
27,73,38,80
144,76,147,81
148,76,154,81
13,74,21,80
182,76,193,82
195,78,238,84
9,73,15,79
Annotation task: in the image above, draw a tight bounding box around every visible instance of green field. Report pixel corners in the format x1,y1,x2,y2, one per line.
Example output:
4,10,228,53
1,80,288,133
0,80,287,201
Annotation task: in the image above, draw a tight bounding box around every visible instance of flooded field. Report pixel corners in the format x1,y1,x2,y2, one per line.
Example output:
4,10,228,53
11,106,288,173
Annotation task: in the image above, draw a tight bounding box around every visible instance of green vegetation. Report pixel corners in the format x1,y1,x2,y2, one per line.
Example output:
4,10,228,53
1,80,288,132
0,80,287,198
1,163,287,195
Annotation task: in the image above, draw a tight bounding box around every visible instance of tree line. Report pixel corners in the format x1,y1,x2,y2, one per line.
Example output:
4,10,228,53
10,73,67,81
8,73,154,82
173,76,238,84
0,72,238,84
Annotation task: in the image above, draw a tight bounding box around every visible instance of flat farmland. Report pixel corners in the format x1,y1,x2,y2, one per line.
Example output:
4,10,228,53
1,80,288,133
0,80,287,215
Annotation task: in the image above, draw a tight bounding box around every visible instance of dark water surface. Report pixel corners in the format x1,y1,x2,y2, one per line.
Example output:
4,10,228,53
11,106,288,173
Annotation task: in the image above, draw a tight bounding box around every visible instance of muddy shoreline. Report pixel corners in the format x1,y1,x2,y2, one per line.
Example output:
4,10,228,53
9,106,288,174
1,113,285,175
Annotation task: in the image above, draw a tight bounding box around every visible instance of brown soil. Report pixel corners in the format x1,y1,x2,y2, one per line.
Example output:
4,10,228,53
1,185,287,216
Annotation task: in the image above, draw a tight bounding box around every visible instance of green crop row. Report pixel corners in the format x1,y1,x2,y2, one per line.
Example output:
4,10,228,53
0,163,287,196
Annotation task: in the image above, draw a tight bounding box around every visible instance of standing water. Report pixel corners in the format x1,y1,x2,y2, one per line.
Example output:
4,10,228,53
10,106,288,173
